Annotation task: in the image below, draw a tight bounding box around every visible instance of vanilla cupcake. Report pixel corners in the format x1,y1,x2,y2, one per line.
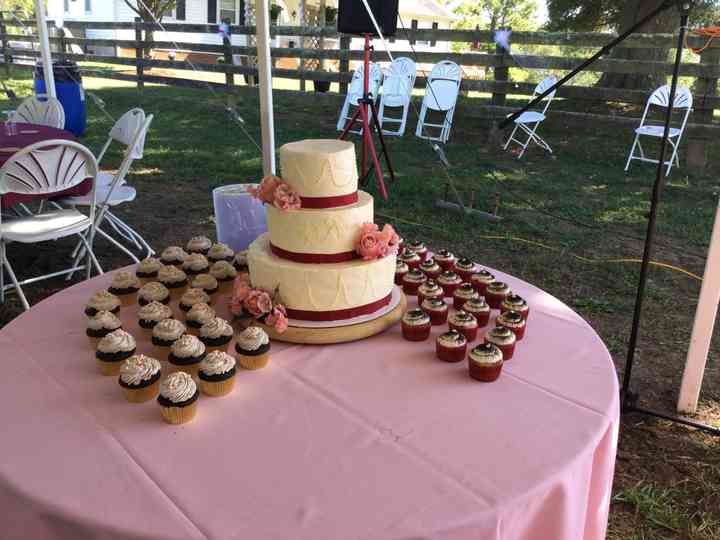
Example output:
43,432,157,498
207,243,234,264
118,354,162,403
96,329,137,376
209,260,238,293
198,351,237,396
151,318,186,358
185,303,216,335
158,372,199,424
468,343,504,382
138,301,173,334
138,281,170,306
86,310,122,346
179,287,211,313
199,317,234,353
234,326,270,370
135,257,162,283
85,290,121,317
186,236,212,255
160,246,188,267
233,250,249,272
190,273,219,297
168,334,206,375
158,265,188,299
182,253,210,276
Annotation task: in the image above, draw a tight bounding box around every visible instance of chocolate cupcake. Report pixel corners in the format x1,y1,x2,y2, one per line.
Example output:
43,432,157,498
138,281,170,307
399,248,422,270
436,330,467,363
207,243,234,264
190,273,219,297
118,354,162,403
419,258,442,280
453,283,479,311
233,250,249,272
186,236,212,255
135,257,162,283
234,326,271,370
107,271,141,306
485,281,511,310
485,325,517,360
168,334,206,375
496,310,527,340
158,372,199,424
182,253,210,276
158,265,189,299
417,279,444,305
468,343,503,382
401,309,432,342
160,246,188,267
198,351,237,397
198,317,234,353
151,318,186,358
395,260,409,286
455,258,479,282
471,269,495,296
500,294,530,321
421,297,449,325
434,249,456,271
437,271,463,298
85,290,121,317
463,297,491,327
137,301,173,334
406,240,429,262
185,303,216,334
402,269,428,296
179,287,211,313
448,310,479,342
86,310,122,346
209,261,238,294
96,329,137,376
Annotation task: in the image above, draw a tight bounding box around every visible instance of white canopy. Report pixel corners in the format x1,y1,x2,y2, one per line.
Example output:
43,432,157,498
35,0,56,98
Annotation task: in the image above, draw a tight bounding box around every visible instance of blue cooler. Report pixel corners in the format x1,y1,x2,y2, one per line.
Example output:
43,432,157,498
34,61,86,136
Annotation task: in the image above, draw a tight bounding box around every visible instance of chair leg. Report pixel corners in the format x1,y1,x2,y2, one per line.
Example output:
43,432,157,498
109,215,155,257
79,233,103,280
504,125,519,151
625,135,640,172
0,242,4,304
2,248,30,311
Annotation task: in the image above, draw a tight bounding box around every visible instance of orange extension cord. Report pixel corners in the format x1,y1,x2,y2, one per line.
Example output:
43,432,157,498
685,27,720,54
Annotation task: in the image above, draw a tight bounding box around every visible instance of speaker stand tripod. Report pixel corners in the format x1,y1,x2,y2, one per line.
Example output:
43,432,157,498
338,33,395,199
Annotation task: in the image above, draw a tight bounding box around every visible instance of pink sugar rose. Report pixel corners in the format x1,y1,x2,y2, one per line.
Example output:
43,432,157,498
273,183,302,211
357,230,384,260
249,175,282,204
266,304,289,334
230,274,252,316
244,289,273,317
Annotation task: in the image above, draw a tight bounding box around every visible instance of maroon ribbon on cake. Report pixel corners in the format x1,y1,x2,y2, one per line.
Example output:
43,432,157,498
300,191,358,209
285,293,392,322
270,243,358,263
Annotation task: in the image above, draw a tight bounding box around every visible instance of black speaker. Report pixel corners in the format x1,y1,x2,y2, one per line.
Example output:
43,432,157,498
337,0,399,37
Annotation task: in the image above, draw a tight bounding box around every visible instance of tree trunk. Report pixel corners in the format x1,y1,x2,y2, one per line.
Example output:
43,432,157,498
597,0,675,89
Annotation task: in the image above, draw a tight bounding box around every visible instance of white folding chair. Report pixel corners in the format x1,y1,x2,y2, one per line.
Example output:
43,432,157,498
336,62,383,135
0,140,100,311
11,95,65,129
504,76,557,159
61,114,155,271
415,61,462,143
624,85,693,176
378,57,417,137
94,108,147,188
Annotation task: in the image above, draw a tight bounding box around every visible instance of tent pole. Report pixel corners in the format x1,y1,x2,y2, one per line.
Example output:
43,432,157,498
255,0,276,175
35,0,56,98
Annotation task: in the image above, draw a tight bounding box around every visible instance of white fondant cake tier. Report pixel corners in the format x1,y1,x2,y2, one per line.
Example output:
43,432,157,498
267,191,373,257
248,234,396,316
279,139,358,199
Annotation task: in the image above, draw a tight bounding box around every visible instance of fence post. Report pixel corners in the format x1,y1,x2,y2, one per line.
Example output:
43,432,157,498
134,17,144,92
687,45,720,172
223,34,234,92
0,12,10,78
339,34,350,94
409,19,418,46
491,27,510,106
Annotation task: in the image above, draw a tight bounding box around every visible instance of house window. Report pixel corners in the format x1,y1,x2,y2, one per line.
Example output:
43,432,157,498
220,0,236,24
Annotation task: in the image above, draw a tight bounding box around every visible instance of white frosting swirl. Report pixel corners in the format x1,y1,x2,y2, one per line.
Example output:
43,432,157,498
438,331,467,347
448,311,477,328
139,282,169,302
209,260,237,280
97,329,136,353
237,326,269,351
186,236,212,253
486,326,516,345
152,318,186,341
86,290,120,312
120,355,161,385
234,251,248,267
438,272,462,285
110,271,140,290
87,311,122,331
136,257,162,274
186,303,216,325
207,243,234,260
161,246,188,263
497,311,525,329
171,334,206,358
138,301,173,322
469,344,503,365
200,317,233,339
200,351,236,376
191,273,218,291
454,286,479,300
182,253,209,272
159,372,197,403
402,309,431,326
158,265,187,284
180,287,211,307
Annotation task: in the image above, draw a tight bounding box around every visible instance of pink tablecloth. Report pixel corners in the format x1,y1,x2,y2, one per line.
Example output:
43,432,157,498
0,267,619,540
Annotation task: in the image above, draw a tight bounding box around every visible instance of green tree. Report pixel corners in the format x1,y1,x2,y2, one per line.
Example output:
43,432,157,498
449,0,540,32
3,0,35,17
123,0,177,56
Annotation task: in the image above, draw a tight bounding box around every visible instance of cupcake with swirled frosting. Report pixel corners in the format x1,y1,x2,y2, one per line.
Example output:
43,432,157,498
85,290,121,317
198,351,237,396
96,329,137,376
138,301,173,334
209,261,238,293
233,250,249,272
138,281,170,306
186,236,212,255
168,334,206,375
185,303,216,335
118,355,162,403
135,257,162,283
181,253,210,276
207,243,234,264
86,310,122,345
158,372,199,424
108,271,141,306
234,326,271,370
158,265,188,299
151,318,186,358
160,246,188,267
190,273,219,297
199,317,234,352
179,287,211,313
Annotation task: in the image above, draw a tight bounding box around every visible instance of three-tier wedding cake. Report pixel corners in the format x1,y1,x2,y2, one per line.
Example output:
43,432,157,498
247,139,398,323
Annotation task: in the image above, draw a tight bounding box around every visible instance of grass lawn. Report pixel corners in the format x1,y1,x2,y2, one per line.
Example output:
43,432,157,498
1,67,719,538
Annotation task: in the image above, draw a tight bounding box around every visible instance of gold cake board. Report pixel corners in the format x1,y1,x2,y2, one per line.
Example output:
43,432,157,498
239,293,407,345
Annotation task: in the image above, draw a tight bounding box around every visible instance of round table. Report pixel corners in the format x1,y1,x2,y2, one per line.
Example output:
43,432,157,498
0,267,619,540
